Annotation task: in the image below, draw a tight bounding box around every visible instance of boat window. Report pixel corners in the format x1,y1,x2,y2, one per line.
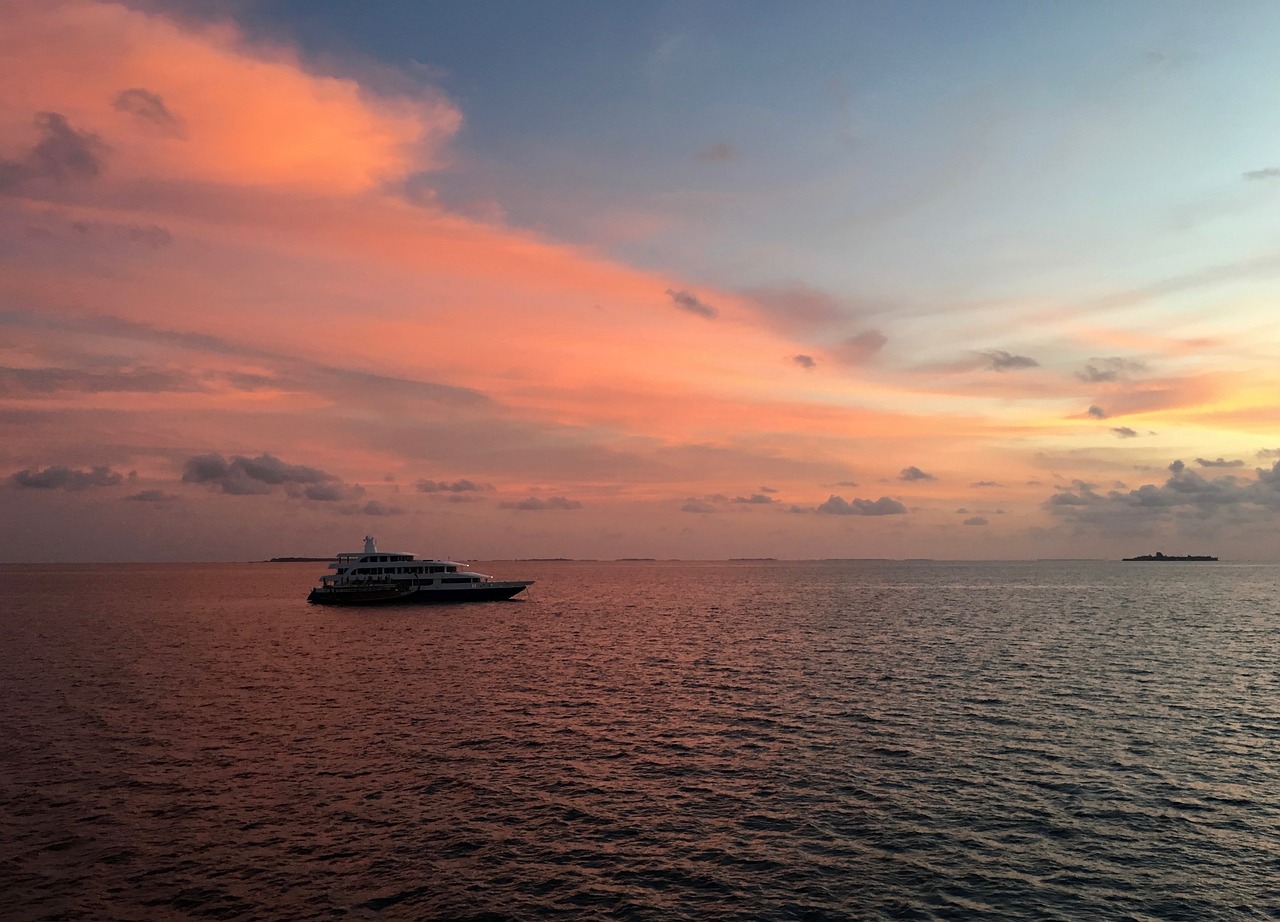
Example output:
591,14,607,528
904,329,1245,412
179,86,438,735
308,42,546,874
442,577,477,583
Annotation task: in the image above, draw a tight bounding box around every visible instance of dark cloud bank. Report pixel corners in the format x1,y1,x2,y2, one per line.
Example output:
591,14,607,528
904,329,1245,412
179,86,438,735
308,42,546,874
0,112,108,192
500,496,583,511
1077,357,1146,383
816,495,907,516
8,465,125,491
113,88,185,138
681,492,776,513
182,452,361,501
665,288,717,319
0,364,198,396
1046,459,1280,525
981,350,1038,372
416,478,491,493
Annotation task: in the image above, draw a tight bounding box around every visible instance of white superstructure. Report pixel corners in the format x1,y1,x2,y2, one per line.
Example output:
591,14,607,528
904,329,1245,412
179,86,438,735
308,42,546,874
307,536,533,605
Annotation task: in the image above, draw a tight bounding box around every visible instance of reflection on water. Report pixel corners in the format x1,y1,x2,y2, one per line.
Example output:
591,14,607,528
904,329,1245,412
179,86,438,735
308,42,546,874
2,560,1278,920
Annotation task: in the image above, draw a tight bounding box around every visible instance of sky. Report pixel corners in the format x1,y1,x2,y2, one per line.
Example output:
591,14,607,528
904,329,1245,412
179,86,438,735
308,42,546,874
3,0,1280,562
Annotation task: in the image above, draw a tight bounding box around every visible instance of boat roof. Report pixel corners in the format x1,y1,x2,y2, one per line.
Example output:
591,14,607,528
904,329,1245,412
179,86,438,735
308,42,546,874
333,550,466,565
331,536,467,567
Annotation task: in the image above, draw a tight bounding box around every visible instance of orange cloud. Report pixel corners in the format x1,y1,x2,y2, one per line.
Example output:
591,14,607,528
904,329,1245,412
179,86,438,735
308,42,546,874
6,2,1277,563
0,0,458,191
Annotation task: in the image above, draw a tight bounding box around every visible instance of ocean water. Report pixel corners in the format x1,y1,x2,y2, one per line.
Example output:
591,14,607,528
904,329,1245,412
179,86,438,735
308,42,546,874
2,559,1278,921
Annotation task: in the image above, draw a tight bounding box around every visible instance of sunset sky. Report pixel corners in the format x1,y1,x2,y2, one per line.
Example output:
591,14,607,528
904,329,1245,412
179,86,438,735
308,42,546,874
4,0,1280,562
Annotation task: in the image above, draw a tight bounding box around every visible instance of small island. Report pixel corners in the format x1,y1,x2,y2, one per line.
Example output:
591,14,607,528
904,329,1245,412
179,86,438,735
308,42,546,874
1122,551,1218,562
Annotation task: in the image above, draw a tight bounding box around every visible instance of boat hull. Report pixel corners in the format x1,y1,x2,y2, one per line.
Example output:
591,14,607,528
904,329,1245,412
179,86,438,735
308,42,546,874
307,582,531,606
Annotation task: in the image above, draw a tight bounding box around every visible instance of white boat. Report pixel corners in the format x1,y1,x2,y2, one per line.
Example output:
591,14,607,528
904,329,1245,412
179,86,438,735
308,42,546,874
306,536,533,606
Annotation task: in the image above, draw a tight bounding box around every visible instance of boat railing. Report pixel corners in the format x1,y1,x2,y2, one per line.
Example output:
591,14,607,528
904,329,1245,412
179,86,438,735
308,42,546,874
325,576,404,588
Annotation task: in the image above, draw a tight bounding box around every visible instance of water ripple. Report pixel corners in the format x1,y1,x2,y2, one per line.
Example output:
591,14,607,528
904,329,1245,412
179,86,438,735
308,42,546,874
2,560,1278,920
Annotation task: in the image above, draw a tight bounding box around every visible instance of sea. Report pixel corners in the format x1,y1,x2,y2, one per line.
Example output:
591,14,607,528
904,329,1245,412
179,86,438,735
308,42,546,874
2,559,1278,921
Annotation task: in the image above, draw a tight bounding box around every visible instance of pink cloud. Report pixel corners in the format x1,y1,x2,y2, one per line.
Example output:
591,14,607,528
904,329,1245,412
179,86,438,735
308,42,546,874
5,3,1271,562
0,1,459,192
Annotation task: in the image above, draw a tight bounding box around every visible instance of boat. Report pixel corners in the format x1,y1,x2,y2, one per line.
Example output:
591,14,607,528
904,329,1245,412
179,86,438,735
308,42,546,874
307,536,533,606
1122,551,1218,562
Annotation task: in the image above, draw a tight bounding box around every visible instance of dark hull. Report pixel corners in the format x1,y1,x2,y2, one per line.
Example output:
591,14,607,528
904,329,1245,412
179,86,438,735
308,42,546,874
308,583,530,606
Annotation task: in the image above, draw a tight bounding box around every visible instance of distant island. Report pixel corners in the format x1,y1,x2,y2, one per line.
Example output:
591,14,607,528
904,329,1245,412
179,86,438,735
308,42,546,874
267,556,334,563
1122,552,1218,562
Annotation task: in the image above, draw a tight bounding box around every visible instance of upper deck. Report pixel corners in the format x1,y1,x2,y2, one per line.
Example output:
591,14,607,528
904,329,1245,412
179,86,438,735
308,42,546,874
325,536,466,580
